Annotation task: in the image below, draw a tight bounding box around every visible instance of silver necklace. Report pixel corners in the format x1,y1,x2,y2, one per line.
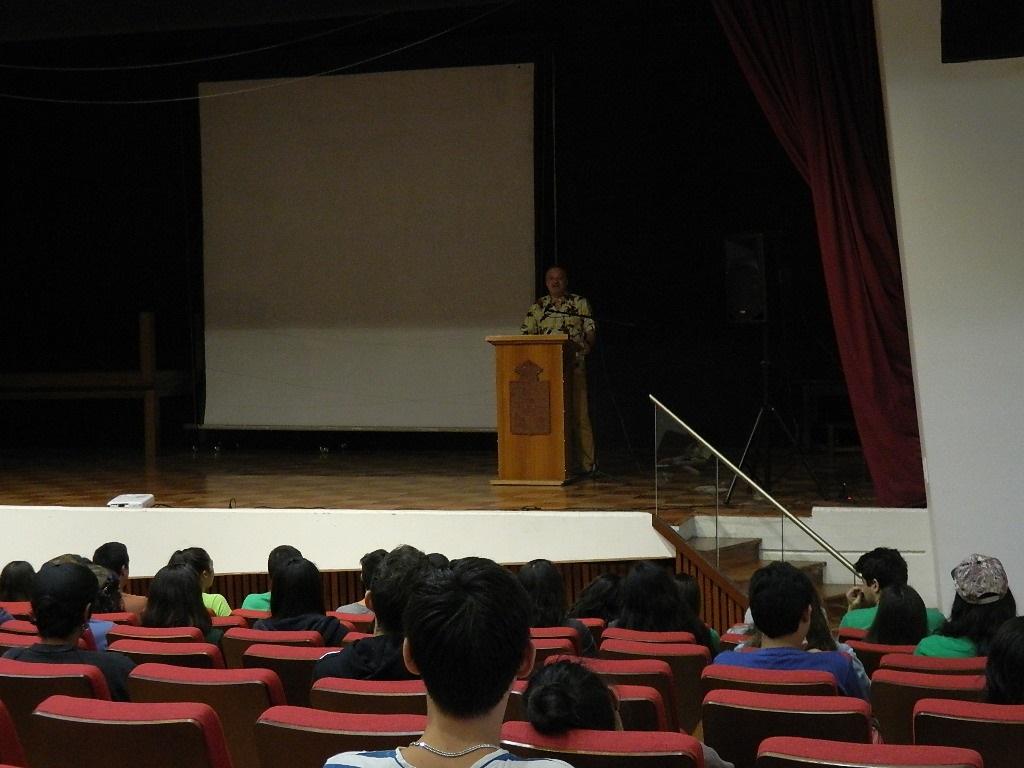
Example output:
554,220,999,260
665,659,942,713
408,741,500,758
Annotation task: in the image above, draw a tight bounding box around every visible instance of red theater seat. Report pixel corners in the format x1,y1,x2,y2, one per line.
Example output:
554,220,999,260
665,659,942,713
29,695,232,768
91,612,139,626
328,611,376,633
870,669,985,745
578,617,606,646
229,608,270,626
601,627,697,645
845,639,917,678
0,602,32,620
530,626,583,656
0,701,26,768
913,698,1024,768
878,653,987,675
0,658,111,740
242,643,333,707
210,615,246,630
255,706,426,767
108,639,225,668
0,633,36,655
128,662,285,768
500,721,702,768
756,735,982,768
0,621,36,636
836,627,868,643
702,689,872,768
220,627,323,668
106,625,204,644
700,664,837,698
530,637,577,668
311,677,428,716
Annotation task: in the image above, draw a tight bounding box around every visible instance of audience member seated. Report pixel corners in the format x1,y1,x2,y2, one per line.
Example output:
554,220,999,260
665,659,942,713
426,552,450,570
241,544,302,611
715,562,869,700
567,573,621,625
615,561,715,654
517,559,596,657
0,561,35,602
2,561,135,700
142,564,224,645
168,547,231,617
804,589,870,693
675,573,720,654
337,549,387,614
985,615,1024,703
916,553,1016,658
314,545,429,682
92,542,147,615
324,556,573,768
45,554,118,650
253,557,348,645
865,584,929,646
841,548,944,633
523,659,733,768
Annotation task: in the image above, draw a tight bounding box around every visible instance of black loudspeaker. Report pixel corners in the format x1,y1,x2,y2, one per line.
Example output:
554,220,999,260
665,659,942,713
725,233,767,324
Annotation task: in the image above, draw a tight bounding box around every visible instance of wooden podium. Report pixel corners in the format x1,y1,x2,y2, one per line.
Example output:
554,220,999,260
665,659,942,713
486,334,573,485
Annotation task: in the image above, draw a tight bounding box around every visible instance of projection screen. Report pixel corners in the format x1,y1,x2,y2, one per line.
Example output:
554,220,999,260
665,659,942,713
199,64,535,430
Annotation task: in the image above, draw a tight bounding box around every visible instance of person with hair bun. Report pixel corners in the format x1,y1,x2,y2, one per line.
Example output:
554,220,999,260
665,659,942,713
523,660,734,768
168,547,231,617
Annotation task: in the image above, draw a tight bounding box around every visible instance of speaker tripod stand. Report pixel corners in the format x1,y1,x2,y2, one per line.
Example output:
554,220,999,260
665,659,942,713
724,339,827,504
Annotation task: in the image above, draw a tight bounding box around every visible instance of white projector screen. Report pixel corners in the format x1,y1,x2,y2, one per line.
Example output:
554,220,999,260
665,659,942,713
199,64,535,430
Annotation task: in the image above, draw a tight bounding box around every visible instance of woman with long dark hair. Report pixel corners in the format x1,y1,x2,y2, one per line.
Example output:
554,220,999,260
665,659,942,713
168,547,232,617
142,564,221,644
985,616,1024,704
617,561,714,652
517,559,595,656
866,584,929,646
567,573,622,625
253,557,347,646
0,560,35,601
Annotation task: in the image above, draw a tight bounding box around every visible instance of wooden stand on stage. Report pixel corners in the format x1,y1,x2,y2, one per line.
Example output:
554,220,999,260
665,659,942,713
486,334,572,485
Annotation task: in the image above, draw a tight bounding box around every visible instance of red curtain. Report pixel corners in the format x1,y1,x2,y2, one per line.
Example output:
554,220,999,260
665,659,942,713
712,0,924,507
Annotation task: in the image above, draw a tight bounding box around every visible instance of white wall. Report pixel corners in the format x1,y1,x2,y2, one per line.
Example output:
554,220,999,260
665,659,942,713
875,1,1024,609
0,506,674,579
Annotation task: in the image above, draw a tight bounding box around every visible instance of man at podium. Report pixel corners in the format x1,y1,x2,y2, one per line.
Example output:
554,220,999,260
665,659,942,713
520,265,596,474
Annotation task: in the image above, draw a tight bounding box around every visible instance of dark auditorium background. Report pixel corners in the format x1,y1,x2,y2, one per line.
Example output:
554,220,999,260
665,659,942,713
0,1,846,462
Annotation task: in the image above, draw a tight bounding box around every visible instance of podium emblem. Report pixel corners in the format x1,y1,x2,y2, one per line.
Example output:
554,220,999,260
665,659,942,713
509,360,550,435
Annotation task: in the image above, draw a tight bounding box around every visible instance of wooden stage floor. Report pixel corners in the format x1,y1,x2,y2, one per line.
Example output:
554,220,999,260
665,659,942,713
0,444,874,522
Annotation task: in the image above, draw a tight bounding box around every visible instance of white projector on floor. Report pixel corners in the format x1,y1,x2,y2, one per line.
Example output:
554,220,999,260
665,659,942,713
106,493,156,508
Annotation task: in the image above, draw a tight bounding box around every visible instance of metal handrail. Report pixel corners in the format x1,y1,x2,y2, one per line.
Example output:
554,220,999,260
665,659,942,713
650,394,858,577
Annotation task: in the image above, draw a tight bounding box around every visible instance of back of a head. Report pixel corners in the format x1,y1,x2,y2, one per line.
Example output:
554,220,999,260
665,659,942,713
269,557,323,618
88,563,125,613
524,660,617,734
517,559,567,628
854,547,908,590
804,591,837,652
985,616,1024,704
267,545,302,582
142,564,210,634
866,583,929,645
168,547,212,575
404,557,531,718
359,549,388,591
0,560,36,602
568,573,622,623
31,561,98,639
749,561,814,639
371,545,429,634
944,553,1016,654
92,542,129,574
619,561,700,635
426,552,450,570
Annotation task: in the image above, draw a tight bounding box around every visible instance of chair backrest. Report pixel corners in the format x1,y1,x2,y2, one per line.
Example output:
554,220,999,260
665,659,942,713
128,662,286,768
0,633,36,655
700,664,837,698
870,669,986,745
0,602,32,619
0,658,111,738
836,627,868,643
229,608,270,626
0,621,37,637
913,697,1024,768
220,627,323,668
107,625,204,644
91,612,139,626
255,705,426,767
719,632,749,652
108,639,225,669
530,626,582,656
601,627,697,645
531,637,577,668
599,638,710,733
755,735,983,768
879,653,988,675
0,700,26,768
577,617,606,647
28,694,232,768
500,721,702,768
547,654,681,732
328,611,376,633
702,689,872,768
242,643,333,707
845,639,918,678
311,677,428,715
210,615,246,630
612,684,669,731
341,631,373,647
